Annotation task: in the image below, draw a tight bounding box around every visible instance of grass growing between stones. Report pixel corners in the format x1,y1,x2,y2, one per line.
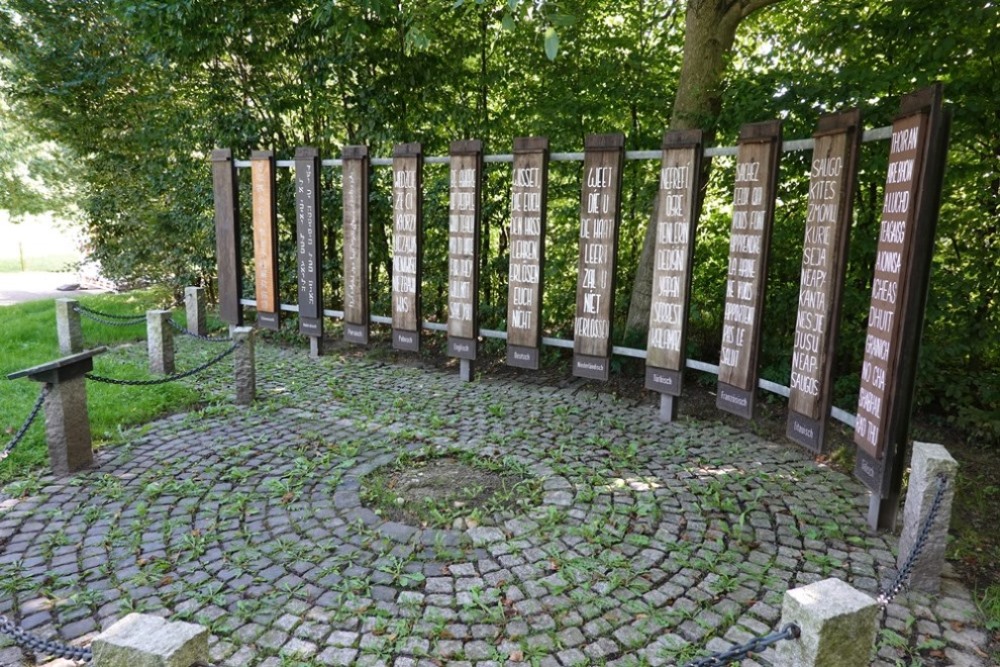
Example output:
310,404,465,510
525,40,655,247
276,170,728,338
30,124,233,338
360,448,543,529
0,288,228,484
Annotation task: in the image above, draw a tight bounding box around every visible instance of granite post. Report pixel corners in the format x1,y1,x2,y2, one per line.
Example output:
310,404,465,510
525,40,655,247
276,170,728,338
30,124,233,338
232,326,255,405
7,349,106,476
146,310,174,375
184,286,207,337
55,298,83,355
897,442,958,593
775,578,879,667
91,613,209,667
43,375,94,475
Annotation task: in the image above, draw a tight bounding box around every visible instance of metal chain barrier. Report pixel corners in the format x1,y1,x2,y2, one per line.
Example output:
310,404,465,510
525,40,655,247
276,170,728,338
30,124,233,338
74,304,146,327
684,623,800,666
877,474,948,608
86,341,240,386
0,614,92,662
1,384,50,463
166,316,232,343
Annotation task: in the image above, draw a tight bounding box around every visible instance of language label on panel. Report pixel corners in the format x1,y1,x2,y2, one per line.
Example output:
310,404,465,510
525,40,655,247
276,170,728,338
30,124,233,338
392,143,422,351
645,130,703,396
573,134,625,381
295,147,324,337
507,137,549,370
717,121,782,418
447,141,482,360
342,145,370,344
786,110,861,453
251,150,280,331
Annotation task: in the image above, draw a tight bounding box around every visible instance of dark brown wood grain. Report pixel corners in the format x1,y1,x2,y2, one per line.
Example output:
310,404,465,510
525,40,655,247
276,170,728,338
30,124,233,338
391,143,422,351
786,110,861,453
295,147,324,337
342,145,370,344
447,140,482,360
572,133,625,381
211,149,243,327
716,120,782,418
506,137,549,370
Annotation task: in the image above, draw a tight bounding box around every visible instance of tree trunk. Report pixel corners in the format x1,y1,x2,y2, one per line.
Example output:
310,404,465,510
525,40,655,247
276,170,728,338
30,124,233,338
624,0,784,337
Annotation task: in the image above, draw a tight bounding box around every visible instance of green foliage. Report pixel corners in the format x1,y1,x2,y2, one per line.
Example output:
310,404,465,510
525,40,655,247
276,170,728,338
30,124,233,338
0,0,996,443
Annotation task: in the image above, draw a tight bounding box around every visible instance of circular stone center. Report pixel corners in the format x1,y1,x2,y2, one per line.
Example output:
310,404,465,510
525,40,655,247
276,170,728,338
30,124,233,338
361,455,540,529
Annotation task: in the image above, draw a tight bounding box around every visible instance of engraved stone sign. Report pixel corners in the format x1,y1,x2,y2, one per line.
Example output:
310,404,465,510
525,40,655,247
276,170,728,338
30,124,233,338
717,121,782,418
645,130,703,396
447,140,483,360
251,150,280,331
786,110,861,452
506,137,549,370
572,134,625,381
295,147,324,338
342,145,370,344
392,143,422,352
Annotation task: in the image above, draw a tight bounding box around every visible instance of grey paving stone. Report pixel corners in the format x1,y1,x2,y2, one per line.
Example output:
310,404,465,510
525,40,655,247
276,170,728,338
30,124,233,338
0,344,989,667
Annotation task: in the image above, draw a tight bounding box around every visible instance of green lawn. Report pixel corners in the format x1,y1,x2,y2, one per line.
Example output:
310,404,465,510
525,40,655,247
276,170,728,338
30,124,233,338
0,254,80,273
0,288,226,484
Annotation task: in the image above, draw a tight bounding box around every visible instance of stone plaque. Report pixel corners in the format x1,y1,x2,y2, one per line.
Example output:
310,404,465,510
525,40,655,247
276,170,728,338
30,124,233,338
295,147,324,338
447,140,482,360
507,137,549,370
342,145,370,344
211,149,243,327
717,121,782,418
786,110,861,453
645,130,703,396
392,143,422,352
572,133,625,381
251,150,280,331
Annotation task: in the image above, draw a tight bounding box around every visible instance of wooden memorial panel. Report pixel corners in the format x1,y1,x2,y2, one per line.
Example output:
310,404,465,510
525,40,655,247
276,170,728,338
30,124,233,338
645,130,703,396
573,134,625,381
786,110,862,453
854,84,949,499
391,143,422,351
506,137,549,369
295,147,324,338
447,140,483,360
717,121,782,418
251,150,280,331
211,149,243,327
342,145,370,344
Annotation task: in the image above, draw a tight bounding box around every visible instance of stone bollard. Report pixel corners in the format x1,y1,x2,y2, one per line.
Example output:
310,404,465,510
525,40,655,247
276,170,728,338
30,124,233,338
55,298,83,355
91,613,208,667
147,310,174,375
184,286,207,337
232,326,255,405
897,442,958,593
775,578,879,667
7,348,106,476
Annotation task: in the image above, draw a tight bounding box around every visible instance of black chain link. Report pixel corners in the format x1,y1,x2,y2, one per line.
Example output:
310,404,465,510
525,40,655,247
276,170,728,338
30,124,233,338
166,316,232,343
1,384,50,463
0,614,92,662
86,341,240,386
684,623,800,667
878,474,948,608
74,305,146,327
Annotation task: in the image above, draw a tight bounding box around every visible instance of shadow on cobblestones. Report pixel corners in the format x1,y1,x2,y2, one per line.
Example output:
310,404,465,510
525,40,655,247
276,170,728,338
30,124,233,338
0,343,991,666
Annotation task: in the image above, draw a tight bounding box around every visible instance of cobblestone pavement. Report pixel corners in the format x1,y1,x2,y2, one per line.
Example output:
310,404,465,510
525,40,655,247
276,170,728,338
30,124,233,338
0,344,991,666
